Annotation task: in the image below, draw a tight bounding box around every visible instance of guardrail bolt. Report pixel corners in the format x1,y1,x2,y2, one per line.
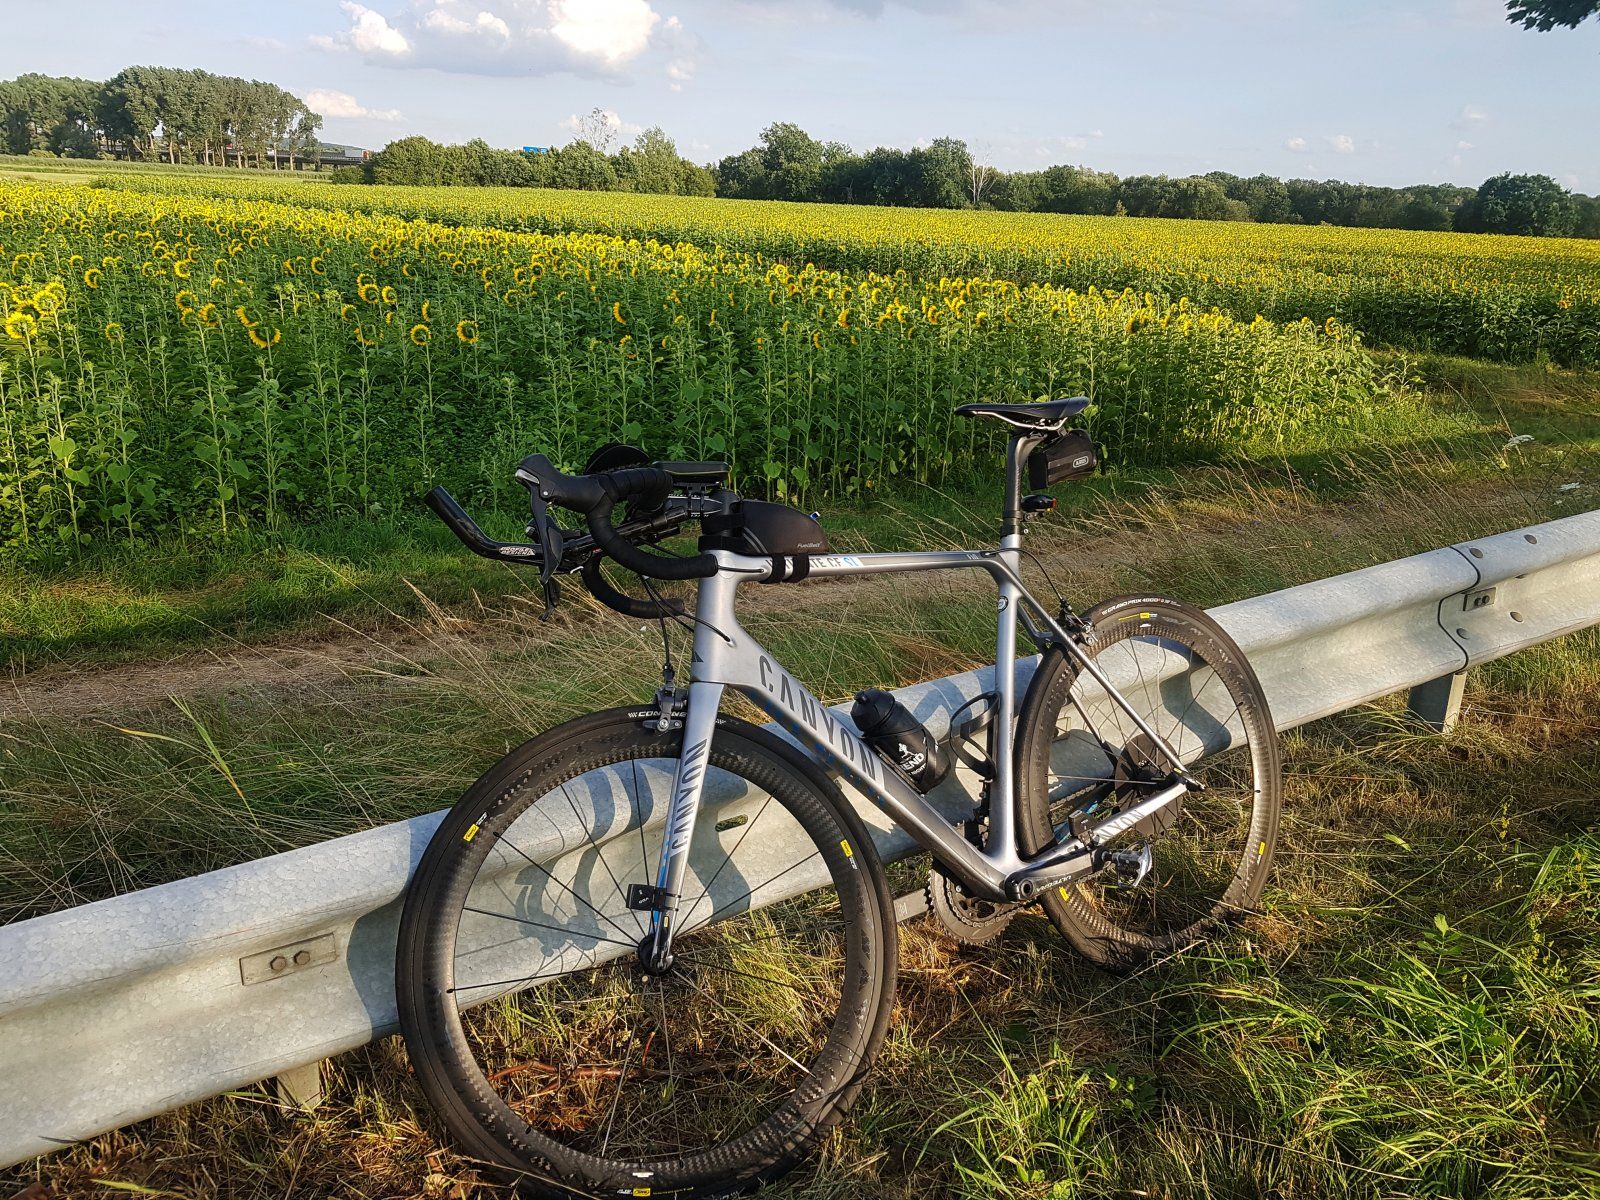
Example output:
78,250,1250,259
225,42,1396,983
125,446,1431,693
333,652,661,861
269,955,288,973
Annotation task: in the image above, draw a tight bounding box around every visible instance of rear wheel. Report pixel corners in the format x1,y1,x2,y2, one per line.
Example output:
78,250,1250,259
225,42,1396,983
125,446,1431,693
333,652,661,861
1015,596,1281,970
396,709,898,1198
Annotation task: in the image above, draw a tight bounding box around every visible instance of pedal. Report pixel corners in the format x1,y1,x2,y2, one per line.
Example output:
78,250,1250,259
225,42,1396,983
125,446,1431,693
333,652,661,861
1102,843,1153,889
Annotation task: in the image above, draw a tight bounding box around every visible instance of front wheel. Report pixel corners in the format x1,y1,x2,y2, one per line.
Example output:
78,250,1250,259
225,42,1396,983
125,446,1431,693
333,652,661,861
396,708,898,1198
1015,596,1282,970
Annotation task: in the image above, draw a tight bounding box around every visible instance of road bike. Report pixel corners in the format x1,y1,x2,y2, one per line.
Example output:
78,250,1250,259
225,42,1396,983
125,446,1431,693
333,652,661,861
396,397,1282,1198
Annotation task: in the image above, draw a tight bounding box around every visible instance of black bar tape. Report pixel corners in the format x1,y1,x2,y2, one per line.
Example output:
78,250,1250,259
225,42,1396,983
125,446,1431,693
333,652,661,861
587,492,719,580
425,486,541,564
581,555,685,618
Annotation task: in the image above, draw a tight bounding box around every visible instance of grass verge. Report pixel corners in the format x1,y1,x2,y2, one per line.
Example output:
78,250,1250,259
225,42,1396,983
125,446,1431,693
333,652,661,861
0,360,1596,1199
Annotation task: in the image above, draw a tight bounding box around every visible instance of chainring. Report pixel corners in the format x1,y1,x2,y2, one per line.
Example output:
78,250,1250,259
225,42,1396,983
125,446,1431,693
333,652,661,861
926,863,1020,946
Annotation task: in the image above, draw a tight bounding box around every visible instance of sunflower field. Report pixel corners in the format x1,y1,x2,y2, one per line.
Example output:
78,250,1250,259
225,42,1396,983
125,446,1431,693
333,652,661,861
102,173,1600,367
0,183,1404,555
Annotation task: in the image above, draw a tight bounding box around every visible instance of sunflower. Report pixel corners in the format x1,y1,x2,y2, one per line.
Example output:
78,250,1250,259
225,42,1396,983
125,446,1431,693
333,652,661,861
4,310,38,340
456,319,479,344
83,268,102,289
410,324,431,346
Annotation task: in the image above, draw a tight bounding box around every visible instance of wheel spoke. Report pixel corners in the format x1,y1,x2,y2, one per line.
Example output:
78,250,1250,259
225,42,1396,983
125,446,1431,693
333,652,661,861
678,793,778,930
461,905,640,952
495,833,644,946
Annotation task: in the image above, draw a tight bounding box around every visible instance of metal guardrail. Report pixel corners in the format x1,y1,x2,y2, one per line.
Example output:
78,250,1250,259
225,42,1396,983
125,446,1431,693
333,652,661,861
3,508,1598,1167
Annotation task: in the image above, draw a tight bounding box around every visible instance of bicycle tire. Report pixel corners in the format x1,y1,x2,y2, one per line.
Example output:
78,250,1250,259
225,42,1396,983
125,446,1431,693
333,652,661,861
396,707,898,1198
1015,596,1282,970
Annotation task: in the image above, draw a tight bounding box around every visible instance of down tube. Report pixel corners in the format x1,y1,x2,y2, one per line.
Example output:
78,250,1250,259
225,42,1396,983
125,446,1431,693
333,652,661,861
693,613,1006,898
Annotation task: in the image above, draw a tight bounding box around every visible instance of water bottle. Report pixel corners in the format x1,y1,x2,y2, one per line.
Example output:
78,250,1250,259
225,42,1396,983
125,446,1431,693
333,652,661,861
851,689,950,793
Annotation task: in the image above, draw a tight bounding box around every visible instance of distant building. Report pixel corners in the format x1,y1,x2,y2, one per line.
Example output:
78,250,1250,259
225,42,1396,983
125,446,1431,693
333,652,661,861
522,146,550,155
260,141,372,169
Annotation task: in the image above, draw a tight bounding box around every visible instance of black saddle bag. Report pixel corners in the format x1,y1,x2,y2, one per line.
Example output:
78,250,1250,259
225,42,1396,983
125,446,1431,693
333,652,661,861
1027,429,1098,489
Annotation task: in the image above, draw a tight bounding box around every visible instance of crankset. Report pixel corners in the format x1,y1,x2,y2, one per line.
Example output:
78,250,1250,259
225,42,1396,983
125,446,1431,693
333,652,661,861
927,864,1021,946
927,816,1021,945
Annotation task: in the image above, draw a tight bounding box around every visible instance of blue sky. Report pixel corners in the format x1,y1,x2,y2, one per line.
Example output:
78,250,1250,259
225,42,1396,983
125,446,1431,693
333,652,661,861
6,0,1597,189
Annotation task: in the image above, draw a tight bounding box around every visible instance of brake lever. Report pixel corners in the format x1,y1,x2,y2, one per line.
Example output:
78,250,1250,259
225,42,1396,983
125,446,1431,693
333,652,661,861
527,490,567,621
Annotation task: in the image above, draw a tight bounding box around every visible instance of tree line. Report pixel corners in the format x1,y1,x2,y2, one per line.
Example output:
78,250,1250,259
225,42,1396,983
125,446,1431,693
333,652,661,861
0,69,322,167
7,67,1594,240
346,125,716,196
353,120,1599,239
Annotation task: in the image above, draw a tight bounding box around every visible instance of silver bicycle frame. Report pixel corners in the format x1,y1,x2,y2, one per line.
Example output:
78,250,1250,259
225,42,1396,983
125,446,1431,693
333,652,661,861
643,541,1193,955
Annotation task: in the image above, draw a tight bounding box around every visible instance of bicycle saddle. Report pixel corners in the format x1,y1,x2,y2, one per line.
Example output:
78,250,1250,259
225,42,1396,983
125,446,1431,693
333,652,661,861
956,396,1089,430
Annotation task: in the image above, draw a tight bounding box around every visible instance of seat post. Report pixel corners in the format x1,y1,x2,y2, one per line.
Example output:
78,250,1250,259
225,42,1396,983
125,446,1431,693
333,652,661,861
1002,433,1045,539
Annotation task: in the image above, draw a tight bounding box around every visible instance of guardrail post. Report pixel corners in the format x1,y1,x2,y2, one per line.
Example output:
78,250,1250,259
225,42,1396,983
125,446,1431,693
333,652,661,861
1407,670,1466,733
275,1061,325,1110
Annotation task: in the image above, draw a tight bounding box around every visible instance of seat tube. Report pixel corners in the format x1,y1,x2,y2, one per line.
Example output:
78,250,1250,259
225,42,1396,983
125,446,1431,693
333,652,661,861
988,431,1038,868
988,534,1022,865
646,679,723,963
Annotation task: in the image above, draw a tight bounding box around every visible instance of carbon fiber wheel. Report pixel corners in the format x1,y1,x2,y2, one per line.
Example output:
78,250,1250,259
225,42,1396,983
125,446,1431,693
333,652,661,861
396,709,897,1198
1015,596,1281,970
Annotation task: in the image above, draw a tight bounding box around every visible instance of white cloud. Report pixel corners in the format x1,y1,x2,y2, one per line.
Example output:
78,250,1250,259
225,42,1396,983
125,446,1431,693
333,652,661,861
663,15,697,90
1329,133,1356,154
549,0,658,63
1284,136,1308,152
422,7,511,37
313,0,672,78
1451,104,1490,130
303,88,405,122
312,2,412,55
1456,139,1474,151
